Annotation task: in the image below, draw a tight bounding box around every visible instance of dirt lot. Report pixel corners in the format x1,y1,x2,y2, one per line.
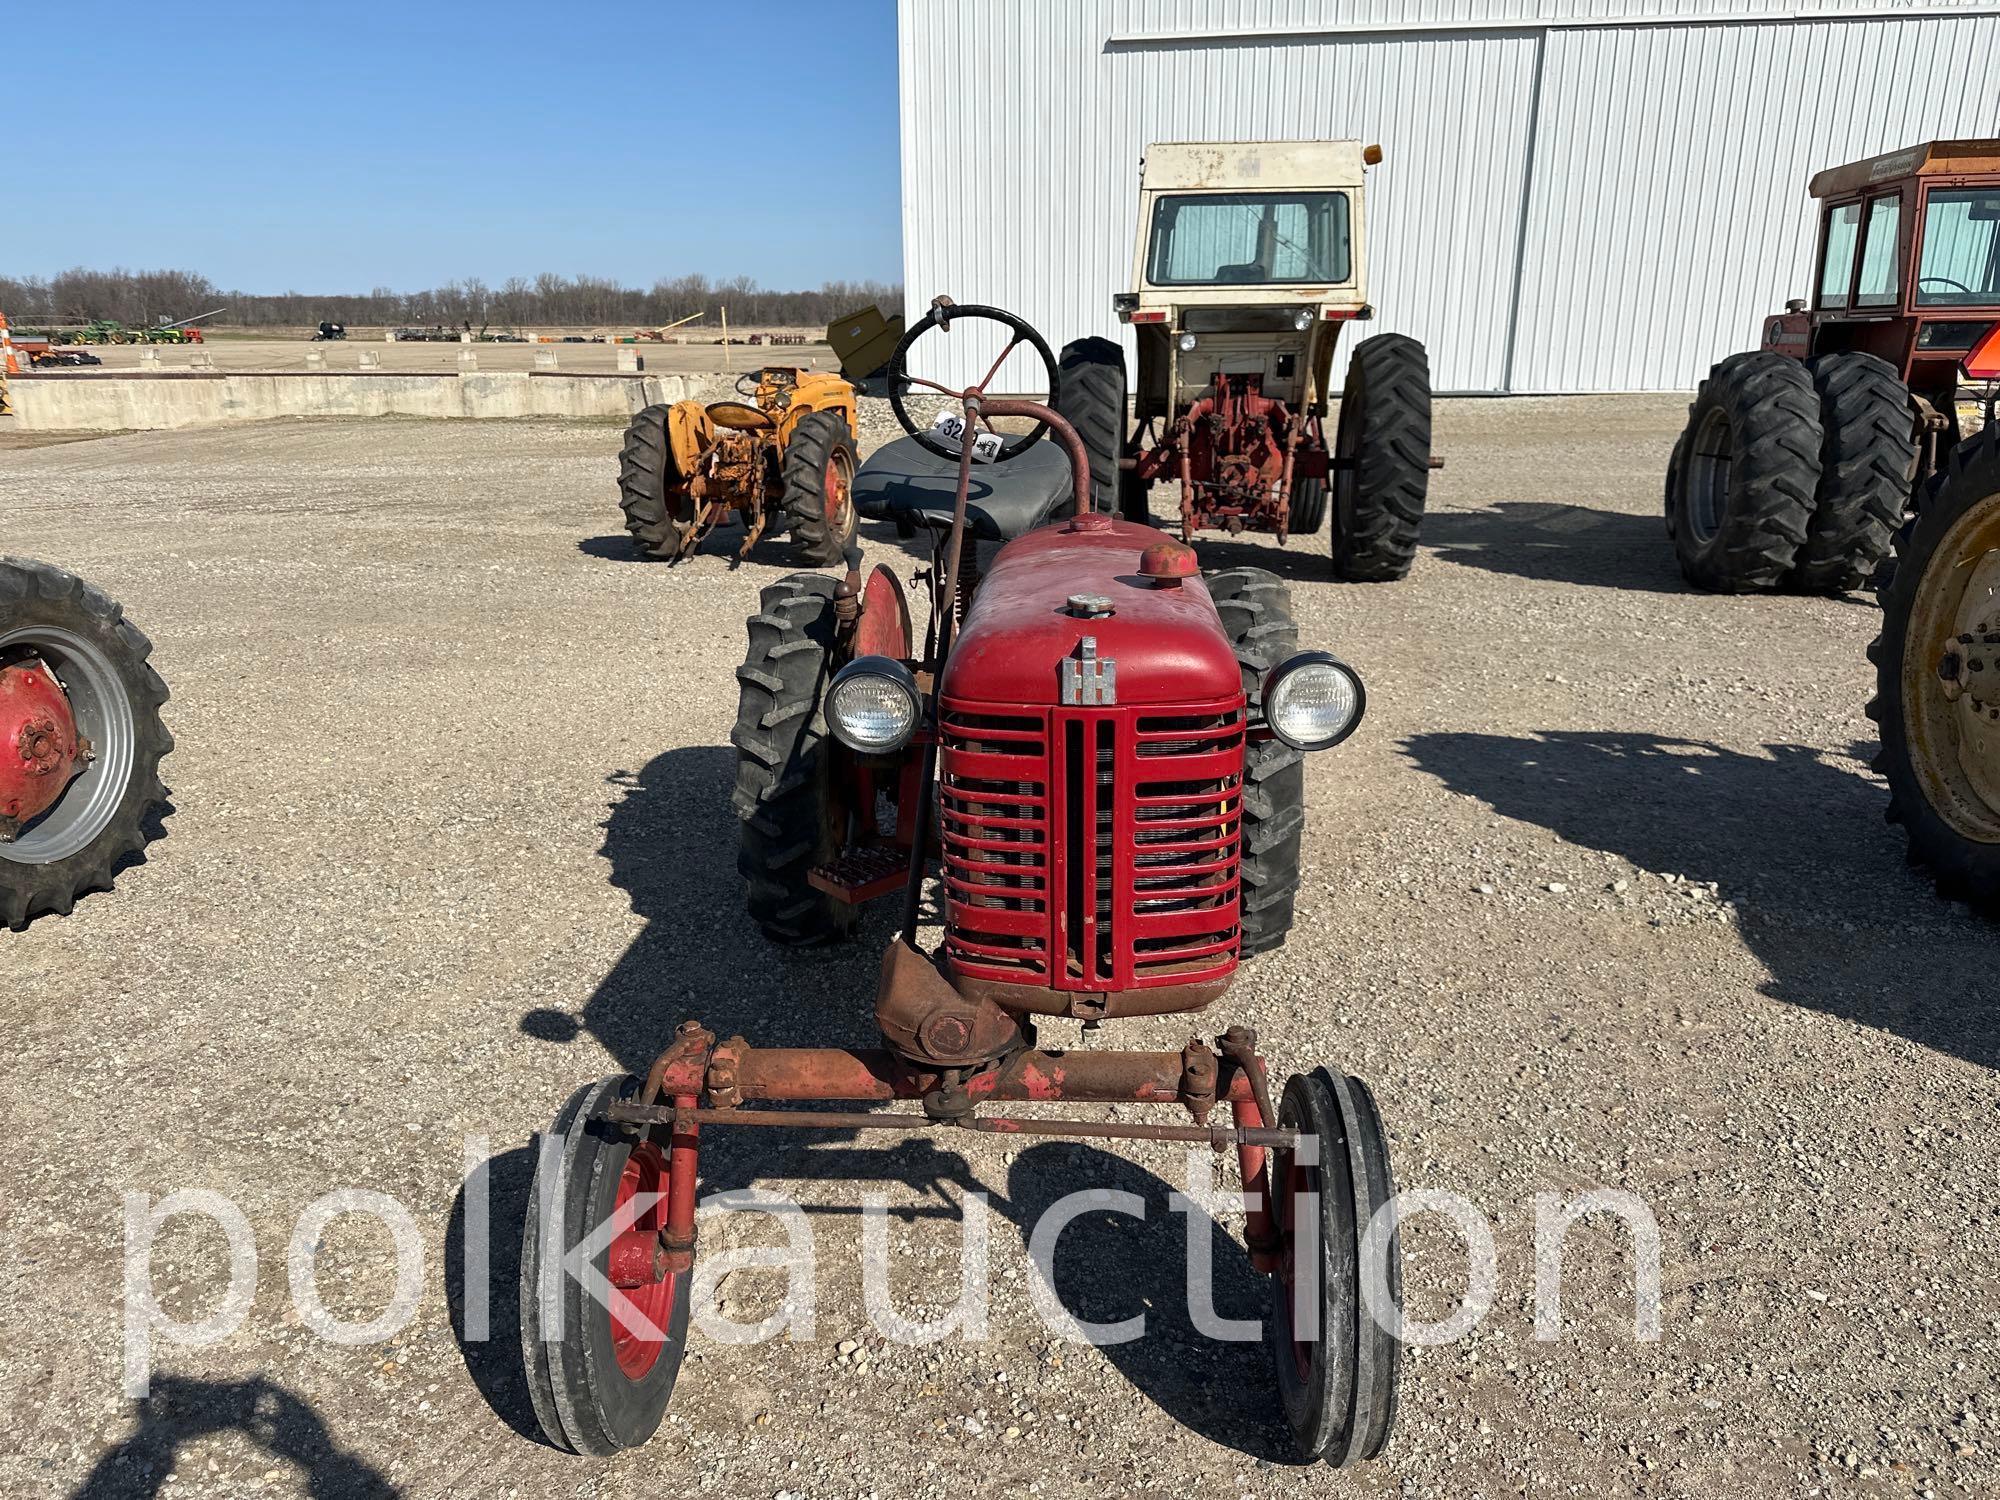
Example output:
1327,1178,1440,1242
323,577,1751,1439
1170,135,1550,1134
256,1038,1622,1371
1,399,1994,1500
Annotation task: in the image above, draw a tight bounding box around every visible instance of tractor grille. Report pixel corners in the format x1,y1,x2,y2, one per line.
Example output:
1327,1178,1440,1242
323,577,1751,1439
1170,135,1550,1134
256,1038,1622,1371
940,699,1244,993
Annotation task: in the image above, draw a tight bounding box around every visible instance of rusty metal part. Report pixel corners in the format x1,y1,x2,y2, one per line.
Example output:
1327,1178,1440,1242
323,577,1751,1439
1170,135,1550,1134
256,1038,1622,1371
704,1035,749,1109
0,658,85,827
661,1094,701,1273
1180,1036,1219,1124
950,968,1235,1020
1216,1025,1282,1267
600,1101,1300,1150
874,937,1030,1068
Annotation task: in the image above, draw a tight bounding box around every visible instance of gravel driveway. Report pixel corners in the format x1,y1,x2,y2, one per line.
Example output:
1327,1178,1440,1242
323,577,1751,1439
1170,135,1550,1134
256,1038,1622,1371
1,397,1992,1500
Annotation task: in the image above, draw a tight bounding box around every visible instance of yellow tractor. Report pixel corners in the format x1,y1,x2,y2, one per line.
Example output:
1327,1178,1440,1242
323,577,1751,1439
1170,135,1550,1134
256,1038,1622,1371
616,367,859,565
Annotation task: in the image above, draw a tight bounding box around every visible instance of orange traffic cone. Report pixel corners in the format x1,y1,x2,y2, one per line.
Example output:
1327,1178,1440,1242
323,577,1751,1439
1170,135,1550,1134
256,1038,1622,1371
0,313,18,376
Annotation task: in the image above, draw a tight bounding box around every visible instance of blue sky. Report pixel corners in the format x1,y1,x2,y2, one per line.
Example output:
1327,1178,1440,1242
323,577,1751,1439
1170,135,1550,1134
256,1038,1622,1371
9,2,902,292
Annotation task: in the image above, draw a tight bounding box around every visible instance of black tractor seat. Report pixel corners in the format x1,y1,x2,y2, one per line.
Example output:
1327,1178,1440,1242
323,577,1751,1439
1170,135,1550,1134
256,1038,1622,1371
852,433,1076,542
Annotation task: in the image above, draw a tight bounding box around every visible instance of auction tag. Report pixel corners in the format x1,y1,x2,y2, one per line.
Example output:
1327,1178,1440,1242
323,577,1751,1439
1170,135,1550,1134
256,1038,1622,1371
931,410,1004,463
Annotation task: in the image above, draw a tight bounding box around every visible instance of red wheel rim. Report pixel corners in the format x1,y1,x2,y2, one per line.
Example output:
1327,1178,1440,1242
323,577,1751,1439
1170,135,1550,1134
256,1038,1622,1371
824,450,854,533
607,1142,676,1380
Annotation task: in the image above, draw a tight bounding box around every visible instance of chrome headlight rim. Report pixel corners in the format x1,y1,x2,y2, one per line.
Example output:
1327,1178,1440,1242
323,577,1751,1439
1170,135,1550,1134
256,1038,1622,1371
1292,307,1316,331
826,655,923,754
1261,650,1366,751
1177,330,1199,353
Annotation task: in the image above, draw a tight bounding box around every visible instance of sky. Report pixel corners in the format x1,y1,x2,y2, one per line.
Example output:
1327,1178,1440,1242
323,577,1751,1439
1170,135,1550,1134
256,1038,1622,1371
8,1,903,294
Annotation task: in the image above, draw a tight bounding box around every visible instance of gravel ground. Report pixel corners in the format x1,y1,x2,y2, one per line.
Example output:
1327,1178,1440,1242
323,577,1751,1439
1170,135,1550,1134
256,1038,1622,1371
1,397,1994,1500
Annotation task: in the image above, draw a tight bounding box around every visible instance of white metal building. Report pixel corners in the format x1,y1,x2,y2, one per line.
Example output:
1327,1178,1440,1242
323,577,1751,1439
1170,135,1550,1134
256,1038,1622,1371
897,0,2000,393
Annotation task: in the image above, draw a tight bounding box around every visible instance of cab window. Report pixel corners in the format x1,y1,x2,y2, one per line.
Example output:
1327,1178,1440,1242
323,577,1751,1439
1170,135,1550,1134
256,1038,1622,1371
1147,192,1351,286
1818,203,1861,308
1855,193,1903,308
1916,188,2000,306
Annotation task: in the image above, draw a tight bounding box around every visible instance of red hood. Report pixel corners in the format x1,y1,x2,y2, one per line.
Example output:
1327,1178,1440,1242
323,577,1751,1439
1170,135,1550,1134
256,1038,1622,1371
941,516,1242,707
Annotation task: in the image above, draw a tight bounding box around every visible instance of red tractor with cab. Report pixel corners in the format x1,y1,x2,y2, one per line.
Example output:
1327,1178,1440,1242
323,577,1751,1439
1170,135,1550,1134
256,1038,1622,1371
520,302,1406,1467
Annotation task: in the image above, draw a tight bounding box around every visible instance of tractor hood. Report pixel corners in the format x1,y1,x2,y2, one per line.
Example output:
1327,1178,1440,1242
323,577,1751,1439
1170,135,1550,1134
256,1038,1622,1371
940,516,1243,708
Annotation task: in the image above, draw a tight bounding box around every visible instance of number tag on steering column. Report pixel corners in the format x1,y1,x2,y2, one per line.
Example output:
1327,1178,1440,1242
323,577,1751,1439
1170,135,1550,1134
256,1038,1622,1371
931,411,1004,464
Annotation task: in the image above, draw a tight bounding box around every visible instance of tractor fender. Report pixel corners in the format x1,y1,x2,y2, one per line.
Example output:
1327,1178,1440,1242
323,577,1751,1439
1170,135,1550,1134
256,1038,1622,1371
666,399,716,475
854,563,913,661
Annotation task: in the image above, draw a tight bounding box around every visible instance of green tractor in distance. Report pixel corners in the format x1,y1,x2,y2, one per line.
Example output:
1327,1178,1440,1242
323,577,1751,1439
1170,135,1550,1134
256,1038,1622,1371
54,321,135,347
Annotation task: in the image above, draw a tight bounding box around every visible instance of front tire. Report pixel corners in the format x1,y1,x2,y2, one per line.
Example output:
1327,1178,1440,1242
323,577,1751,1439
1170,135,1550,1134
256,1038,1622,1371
618,404,694,560
1332,334,1432,582
1667,353,1819,591
1289,474,1329,536
520,1077,691,1455
781,410,859,566
729,573,857,945
1793,352,1917,594
1867,427,2000,916
0,559,172,929
1206,567,1303,955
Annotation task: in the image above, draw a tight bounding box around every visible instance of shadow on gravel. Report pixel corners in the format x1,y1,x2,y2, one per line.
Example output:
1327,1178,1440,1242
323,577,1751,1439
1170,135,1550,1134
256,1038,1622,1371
445,1144,544,1446
70,1375,397,1499
576,531,800,568
1424,503,1689,593
1404,730,2000,1069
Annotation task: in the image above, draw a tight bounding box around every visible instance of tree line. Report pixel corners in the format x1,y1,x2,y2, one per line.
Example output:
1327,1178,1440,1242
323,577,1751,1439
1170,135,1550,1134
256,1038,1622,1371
0,268,902,332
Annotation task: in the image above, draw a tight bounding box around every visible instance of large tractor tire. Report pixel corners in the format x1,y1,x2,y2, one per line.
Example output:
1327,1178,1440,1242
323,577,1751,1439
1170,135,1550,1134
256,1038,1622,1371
729,572,857,945
1867,427,2000,916
1666,353,1820,591
1332,334,1432,582
1206,567,1304,955
1793,352,1918,594
1052,337,1127,517
1,559,172,929
618,404,694,560
781,410,859,567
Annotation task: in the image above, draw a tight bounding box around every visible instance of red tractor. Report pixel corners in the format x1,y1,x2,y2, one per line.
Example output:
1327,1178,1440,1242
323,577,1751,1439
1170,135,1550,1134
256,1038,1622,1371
1,559,173,927
519,304,1405,1465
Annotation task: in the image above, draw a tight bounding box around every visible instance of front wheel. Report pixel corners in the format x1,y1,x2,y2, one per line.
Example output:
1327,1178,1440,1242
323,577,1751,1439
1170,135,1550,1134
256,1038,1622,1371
1269,1067,1403,1466
0,559,172,929
1666,352,1819,591
1868,426,2000,915
1332,335,1431,581
520,1077,691,1455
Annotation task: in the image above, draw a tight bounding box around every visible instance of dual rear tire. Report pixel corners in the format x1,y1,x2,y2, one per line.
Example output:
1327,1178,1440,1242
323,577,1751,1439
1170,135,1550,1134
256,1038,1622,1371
1666,351,1915,593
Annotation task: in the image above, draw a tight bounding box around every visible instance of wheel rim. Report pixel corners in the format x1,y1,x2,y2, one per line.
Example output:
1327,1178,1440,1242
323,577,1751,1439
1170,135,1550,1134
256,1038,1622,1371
0,624,135,866
1902,489,2000,843
607,1142,676,1380
1686,407,1734,544
825,448,856,543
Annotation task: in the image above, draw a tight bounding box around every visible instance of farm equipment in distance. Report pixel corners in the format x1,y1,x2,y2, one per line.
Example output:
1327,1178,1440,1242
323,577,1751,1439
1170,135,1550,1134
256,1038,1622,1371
1116,140,1436,580
615,366,859,566
1664,139,2000,914
1,558,173,928
312,322,348,341
525,303,1405,1467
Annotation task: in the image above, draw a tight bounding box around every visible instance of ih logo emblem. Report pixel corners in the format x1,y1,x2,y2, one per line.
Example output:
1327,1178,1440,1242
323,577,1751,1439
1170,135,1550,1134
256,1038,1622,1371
1061,636,1117,706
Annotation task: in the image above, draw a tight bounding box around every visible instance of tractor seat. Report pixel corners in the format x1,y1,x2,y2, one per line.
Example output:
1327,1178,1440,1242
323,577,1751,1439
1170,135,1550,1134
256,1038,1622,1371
852,433,1076,542
705,401,776,431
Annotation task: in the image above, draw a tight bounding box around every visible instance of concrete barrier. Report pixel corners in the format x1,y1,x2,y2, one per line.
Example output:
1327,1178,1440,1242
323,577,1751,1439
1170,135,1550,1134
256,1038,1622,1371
3,370,689,432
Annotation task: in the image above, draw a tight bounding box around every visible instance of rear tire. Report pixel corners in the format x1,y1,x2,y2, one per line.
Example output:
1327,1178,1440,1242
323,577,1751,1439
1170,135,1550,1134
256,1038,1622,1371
1867,427,2000,916
730,573,857,945
1206,567,1303,955
1332,335,1431,582
1667,352,1819,591
1792,352,1917,594
781,410,859,567
618,405,693,560
1053,337,1127,517
0,559,173,930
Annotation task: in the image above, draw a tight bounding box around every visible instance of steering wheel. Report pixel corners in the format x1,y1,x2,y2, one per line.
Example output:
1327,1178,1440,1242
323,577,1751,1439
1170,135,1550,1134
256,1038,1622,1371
886,301,1059,462
734,370,763,397
1919,275,1976,295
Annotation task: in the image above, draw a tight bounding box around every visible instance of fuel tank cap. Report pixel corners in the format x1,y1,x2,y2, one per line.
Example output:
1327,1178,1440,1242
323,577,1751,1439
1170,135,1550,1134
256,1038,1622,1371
1066,593,1115,618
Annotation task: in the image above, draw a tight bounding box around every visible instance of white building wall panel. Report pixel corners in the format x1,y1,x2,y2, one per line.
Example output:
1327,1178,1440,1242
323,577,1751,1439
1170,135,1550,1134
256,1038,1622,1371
900,0,2000,394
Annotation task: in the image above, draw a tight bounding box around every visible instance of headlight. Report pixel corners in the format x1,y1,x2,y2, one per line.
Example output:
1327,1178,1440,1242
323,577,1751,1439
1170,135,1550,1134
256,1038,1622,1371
1177,331,1199,352
1292,308,1315,331
1262,651,1365,750
826,656,922,753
